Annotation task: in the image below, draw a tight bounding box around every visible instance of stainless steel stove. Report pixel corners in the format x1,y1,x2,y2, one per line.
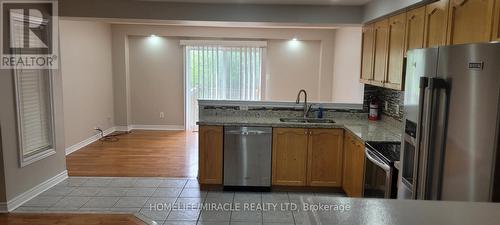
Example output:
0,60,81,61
364,142,401,199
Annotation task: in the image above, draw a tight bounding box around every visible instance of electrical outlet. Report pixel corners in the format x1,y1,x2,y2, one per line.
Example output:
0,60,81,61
395,105,400,114
385,101,389,111
240,105,249,111
160,112,165,118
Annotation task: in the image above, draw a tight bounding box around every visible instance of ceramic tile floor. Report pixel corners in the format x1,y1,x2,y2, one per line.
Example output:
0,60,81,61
15,177,347,225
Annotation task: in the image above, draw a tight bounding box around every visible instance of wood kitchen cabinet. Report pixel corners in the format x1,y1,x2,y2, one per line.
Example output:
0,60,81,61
352,138,366,197
198,126,223,184
360,23,376,83
373,19,390,86
386,12,407,90
307,129,344,187
342,132,365,197
447,0,496,45
493,0,500,41
424,0,449,47
405,6,426,52
359,0,499,90
272,128,309,186
272,128,344,187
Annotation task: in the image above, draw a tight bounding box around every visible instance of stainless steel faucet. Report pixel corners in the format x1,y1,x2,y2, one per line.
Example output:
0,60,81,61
296,89,311,118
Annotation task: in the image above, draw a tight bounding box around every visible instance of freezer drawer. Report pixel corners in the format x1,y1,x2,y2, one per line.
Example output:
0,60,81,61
223,126,272,187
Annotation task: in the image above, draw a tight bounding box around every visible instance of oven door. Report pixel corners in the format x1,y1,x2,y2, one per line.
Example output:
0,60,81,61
364,148,393,198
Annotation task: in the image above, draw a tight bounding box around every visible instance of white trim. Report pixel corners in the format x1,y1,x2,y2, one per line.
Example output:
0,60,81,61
14,69,57,168
115,125,132,132
129,125,184,131
65,127,116,155
180,40,267,47
197,99,364,110
4,170,68,212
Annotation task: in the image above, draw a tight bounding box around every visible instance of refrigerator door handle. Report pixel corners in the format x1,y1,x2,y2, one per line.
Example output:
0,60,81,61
425,78,449,200
413,77,429,199
418,77,449,200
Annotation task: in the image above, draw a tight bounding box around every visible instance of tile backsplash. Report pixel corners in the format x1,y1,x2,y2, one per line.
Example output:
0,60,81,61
364,84,404,121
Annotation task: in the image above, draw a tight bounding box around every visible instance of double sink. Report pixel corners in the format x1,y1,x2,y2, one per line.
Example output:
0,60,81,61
279,117,335,124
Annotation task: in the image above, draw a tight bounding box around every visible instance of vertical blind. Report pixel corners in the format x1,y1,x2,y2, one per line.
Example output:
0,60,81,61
184,44,264,130
185,45,264,101
16,69,53,157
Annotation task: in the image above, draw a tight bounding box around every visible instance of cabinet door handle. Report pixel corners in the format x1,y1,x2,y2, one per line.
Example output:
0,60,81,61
309,131,313,135
304,131,308,135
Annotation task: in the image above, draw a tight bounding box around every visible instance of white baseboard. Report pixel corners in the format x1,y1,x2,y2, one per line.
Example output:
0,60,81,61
129,125,184,131
4,170,68,212
65,127,116,155
115,125,132,132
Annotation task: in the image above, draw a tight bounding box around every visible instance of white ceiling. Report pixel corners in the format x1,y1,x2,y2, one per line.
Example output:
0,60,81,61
140,0,373,6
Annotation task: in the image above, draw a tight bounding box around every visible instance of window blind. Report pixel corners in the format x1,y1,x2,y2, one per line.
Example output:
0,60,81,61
185,44,264,130
16,69,53,156
185,45,264,101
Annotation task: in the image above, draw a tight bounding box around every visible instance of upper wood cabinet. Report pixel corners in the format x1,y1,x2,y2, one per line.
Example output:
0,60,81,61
360,24,376,83
386,12,407,90
424,0,449,47
342,132,365,198
447,0,496,45
307,129,344,187
360,0,498,90
405,6,426,52
272,128,309,186
493,0,500,41
373,19,390,86
198,126,223,184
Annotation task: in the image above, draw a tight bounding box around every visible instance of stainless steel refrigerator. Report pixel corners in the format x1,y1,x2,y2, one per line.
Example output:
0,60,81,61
398,43,500,202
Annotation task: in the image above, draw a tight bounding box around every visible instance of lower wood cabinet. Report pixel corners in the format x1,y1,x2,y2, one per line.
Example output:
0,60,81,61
342,132,366,197
272,128,309,186
272,128,344,187
307,129,344,187
198,126,223,184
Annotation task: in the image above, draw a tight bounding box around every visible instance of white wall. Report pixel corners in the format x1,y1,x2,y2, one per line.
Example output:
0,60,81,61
332,27,364,103
363,0,427,22
60,20,115,147
266,40,322,101
111,24,342,126
128,36,184,127
0,69,67,202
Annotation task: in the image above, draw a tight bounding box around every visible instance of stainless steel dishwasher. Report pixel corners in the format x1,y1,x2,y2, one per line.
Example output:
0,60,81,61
224,126,272,189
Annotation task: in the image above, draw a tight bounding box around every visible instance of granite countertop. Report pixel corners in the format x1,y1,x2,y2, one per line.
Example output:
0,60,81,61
298,196,500,225
197,116,402,142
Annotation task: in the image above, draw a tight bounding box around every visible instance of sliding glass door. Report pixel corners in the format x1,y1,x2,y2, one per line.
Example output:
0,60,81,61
184,44,264,131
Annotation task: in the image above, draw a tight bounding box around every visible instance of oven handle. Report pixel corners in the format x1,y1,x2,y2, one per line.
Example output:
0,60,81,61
365,148,391,171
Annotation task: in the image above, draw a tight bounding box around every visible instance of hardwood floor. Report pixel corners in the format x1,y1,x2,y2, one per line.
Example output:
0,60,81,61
0,213,146,225
66,130,198,177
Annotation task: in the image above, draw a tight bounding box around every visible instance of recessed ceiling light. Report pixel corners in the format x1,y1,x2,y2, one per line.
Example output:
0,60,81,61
292,37,298,41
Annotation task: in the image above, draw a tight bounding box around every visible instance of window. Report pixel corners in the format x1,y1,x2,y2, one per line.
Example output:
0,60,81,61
14,69,55,167
183,41,266,130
